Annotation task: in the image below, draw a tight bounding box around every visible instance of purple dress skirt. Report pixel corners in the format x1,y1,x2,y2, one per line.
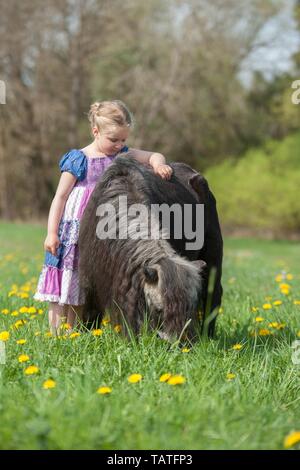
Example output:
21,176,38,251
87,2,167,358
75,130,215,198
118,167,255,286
34,147,128,306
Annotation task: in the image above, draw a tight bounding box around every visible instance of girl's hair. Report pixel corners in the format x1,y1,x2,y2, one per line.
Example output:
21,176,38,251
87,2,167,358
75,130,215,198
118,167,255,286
88,100,133,132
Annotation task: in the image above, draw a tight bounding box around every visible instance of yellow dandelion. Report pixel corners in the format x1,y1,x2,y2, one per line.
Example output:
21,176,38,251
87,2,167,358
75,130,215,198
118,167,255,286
280,283,290,290
19,307,28,314
251,307,259,312
61,322,72,330
8,291,17,297
268,322,279,329
43,379,56,389
281,288,290,295
128,374,142,383
97,386,112,395
114,325,122,333
276,323,286,330
284,431,300,449
255,317,264,322
18,354,30,363
182,348,190,353
273,300,282,306
20,285,31,292
101,318,110,326
24,365,39,375
159,373,172,382
286,274,293,281
258,329,272,336
38,309,44,315
275,274,283,282
27,307,36,314
231,343,243,351
44,331,52,337
11,310,19,316
167,375,186,385
0,331,10,341
293,300,300,306
262,303,272,310
1,309,9,315
226,373,236,381
69,332,80,339
16,339,27,345
13,319,27,329
92,329,103,336
19,292,29,299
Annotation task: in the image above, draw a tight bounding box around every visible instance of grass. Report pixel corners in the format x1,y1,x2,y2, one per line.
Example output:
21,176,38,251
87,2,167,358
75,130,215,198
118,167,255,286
0,221,300,450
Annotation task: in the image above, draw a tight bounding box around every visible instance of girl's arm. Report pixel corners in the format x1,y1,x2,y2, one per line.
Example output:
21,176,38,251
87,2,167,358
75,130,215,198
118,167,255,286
126,148,173,180
44,172,77,255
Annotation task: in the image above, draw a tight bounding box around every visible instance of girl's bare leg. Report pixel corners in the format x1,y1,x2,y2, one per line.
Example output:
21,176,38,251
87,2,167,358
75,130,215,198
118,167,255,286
48,302,67,335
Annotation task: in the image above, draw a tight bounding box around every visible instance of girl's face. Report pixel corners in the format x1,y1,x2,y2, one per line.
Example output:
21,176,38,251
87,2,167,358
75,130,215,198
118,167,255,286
93,126,130,155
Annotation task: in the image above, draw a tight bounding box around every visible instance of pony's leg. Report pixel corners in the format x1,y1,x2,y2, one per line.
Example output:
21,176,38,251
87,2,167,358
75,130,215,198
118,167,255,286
66,305,84,329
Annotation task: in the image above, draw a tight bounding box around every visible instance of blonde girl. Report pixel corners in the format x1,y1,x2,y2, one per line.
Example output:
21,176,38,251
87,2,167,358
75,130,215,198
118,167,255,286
34,100,172,334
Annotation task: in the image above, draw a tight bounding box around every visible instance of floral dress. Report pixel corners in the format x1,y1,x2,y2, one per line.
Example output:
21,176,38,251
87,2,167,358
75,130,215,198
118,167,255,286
34,147,128,305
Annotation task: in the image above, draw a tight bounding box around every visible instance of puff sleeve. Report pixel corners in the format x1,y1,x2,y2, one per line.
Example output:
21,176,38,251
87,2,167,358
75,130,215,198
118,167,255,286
59,149,87,181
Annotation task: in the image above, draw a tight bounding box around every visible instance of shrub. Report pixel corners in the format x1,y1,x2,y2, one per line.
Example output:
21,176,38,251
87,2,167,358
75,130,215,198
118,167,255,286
205,133,300,235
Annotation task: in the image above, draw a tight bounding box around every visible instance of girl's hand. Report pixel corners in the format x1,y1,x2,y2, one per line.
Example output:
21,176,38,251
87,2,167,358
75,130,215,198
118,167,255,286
44,233,60,256
154,164,173,180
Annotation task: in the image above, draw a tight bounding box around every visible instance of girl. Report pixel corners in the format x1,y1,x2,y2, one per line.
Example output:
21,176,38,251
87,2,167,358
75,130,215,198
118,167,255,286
34,100,173,334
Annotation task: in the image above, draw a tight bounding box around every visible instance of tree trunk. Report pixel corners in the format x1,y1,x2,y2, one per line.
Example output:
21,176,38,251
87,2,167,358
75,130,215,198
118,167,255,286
0,113,12,219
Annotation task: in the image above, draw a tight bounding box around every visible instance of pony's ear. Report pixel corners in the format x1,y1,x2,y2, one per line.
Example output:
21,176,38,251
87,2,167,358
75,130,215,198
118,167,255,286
191,259,207,273
189,174,209,203
143,266,158,283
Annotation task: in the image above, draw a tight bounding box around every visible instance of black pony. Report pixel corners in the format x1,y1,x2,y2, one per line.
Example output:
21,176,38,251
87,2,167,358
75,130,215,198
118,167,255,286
79,156,223,339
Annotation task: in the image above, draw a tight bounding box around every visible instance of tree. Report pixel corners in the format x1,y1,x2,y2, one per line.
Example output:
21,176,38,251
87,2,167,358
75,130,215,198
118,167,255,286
0,0,295,219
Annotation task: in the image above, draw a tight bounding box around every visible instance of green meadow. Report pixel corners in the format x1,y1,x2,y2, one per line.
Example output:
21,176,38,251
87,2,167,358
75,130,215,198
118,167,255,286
0,221,299,450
